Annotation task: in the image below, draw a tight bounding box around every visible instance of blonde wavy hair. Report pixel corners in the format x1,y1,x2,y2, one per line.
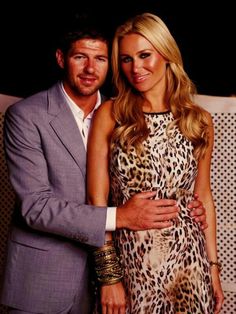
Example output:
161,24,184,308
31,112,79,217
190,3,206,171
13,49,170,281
111,12,209,159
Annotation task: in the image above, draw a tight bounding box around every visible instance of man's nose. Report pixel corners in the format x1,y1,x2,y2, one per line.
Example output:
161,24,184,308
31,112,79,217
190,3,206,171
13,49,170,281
85,59,95,73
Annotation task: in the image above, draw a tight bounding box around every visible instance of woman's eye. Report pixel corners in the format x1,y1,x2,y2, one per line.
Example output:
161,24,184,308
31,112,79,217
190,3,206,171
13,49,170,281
121,56,132,63
140,52,150,59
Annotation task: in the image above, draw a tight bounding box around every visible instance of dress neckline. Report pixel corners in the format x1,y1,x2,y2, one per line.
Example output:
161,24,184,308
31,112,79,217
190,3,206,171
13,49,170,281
143,110,171,115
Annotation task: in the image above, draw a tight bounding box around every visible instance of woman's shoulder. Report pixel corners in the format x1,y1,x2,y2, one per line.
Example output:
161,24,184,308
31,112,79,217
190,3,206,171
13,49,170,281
96,98,114,118
193,102,213,125
100,97,114,108
93,98,115,128
201,107,213,126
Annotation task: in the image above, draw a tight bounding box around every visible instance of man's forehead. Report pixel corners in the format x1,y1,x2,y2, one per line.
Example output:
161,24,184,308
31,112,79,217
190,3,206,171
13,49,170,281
74,38,108,50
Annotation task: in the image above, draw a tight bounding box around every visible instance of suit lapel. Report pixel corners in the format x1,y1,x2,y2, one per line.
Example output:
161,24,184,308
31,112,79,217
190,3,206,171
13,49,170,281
47,83,87,178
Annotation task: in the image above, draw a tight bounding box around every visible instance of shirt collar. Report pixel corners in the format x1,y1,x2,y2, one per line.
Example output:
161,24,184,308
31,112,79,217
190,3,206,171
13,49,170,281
59,81,102,119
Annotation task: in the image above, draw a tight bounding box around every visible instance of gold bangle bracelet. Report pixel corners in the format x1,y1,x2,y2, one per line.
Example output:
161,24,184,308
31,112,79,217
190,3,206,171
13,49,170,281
209,261,222,272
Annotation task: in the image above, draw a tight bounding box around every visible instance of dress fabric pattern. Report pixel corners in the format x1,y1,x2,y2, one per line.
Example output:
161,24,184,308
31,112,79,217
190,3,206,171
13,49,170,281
110,112,214,314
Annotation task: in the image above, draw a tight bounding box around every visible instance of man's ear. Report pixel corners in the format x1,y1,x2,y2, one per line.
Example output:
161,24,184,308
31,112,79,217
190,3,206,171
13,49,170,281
56,49,65,69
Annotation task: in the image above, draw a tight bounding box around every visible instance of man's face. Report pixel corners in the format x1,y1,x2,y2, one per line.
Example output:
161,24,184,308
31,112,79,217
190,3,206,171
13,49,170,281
56,38,109,96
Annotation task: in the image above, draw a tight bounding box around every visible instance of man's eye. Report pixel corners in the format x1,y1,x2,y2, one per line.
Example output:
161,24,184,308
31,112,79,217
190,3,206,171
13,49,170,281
74,55,85,60
97,57,107,62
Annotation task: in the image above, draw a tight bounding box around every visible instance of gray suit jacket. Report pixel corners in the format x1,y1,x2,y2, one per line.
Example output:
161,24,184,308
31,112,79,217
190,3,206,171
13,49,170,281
0,82,107,313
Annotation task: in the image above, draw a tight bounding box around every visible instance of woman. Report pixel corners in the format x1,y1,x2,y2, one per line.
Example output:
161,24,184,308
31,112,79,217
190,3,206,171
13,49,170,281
87,13,224,313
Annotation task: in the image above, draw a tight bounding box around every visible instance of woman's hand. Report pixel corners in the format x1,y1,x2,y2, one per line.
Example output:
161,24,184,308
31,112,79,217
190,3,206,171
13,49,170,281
100,281,126,314
211,267,224,313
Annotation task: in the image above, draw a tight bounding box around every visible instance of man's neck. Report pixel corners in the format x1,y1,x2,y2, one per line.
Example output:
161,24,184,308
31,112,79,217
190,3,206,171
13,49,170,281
62,82,99,118
73,93,98,118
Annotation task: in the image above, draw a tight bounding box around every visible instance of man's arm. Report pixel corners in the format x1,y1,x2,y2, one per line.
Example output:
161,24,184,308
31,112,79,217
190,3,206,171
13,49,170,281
4,99,107,247
189,193,207,230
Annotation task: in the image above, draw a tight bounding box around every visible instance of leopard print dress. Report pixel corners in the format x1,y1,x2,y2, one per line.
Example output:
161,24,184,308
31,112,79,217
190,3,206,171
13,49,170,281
110,111,214,313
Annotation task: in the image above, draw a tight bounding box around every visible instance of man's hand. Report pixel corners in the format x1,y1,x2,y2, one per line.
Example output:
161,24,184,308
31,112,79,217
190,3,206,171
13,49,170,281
116,191,179,230
188,193,208,230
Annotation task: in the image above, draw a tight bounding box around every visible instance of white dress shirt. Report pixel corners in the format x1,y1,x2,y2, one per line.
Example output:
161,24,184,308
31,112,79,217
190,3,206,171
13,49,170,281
60,82,116,231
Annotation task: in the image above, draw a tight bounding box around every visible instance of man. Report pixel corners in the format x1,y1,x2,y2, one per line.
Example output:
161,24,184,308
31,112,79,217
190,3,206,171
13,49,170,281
0,16,206,314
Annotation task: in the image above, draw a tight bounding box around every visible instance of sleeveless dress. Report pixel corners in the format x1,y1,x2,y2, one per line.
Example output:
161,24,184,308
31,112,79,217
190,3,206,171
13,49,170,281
110,112,214,314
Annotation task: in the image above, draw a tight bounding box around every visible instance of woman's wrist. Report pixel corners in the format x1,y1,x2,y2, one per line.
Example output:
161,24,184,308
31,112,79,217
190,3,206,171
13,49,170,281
92,241,124,285
209,260,222,272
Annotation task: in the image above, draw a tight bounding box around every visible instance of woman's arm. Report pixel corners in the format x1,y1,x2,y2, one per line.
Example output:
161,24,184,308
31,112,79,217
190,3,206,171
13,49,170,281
87,99,114,207
87,99,126,313
194,112,224,313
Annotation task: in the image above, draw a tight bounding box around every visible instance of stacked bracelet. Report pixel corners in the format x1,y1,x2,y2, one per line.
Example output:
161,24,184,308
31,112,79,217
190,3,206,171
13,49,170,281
209,261,222,272
92,241,124,285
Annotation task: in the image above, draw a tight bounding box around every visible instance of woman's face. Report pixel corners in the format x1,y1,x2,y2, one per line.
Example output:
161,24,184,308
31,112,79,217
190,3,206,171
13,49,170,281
119,33,167,93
